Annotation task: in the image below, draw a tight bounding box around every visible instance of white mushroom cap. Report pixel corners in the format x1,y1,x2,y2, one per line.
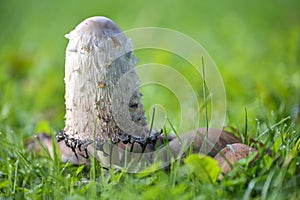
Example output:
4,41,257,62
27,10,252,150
63,16,148,160
65,16,122,40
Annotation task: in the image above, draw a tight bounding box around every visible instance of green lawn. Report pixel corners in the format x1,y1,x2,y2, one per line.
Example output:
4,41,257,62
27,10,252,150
0,0,299,199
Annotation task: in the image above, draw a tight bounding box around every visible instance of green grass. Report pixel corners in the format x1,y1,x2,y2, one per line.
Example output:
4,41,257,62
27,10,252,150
0,0,299,199
0,119,299,199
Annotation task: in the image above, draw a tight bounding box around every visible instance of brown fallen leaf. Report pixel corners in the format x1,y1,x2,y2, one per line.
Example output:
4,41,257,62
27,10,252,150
214,143,258,175
182,127,242,157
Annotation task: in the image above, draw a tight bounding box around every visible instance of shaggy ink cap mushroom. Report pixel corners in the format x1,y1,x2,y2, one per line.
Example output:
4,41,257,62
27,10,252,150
61,16,149,162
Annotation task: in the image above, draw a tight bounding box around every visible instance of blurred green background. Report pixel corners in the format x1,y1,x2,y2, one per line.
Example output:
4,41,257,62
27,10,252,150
0,0,299,137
